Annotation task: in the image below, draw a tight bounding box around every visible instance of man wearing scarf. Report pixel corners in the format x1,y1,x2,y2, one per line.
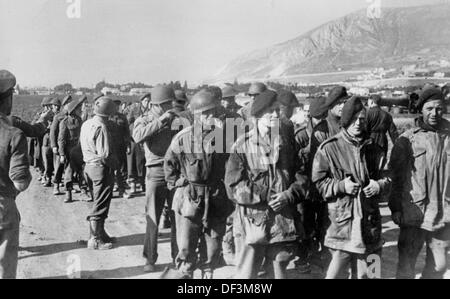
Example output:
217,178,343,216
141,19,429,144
389,87,450,279
312,96,390,279
308,86,350,267
225,90,308,279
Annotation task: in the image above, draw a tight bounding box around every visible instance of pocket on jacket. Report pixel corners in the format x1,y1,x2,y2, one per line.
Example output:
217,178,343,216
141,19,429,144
401,199,424,227
327,200,352,240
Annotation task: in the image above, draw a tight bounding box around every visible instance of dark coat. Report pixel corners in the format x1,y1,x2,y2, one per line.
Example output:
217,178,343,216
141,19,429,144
312,129,390,254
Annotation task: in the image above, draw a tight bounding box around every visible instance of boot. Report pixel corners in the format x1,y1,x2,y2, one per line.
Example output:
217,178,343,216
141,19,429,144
130,182,137,194
53,184,61,195
80,189,93,202
87,220,113,250
99,219,117,243
64,190,73,203
201,270,213,279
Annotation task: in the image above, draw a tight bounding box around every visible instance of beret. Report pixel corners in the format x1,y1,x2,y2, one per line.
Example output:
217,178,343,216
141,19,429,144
309,97,327,119
61,95,73,106
222,86,238,99
325,86,350,110
0,70,16,95
417,87,444,111
139,93,151,102
340,96,365,128
277,90,300,108
251,90,278,118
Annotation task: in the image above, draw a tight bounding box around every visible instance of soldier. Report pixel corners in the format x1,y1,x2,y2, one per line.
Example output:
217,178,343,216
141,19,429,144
164,90,234,279
58,97,84,203
109,98,131,198
277,90,300,121
238,82,267,121
309,86,350,266
50,95,73,195
225,90,308,279
293,97,327,273
80,96,118,250
41,98,61,187
389,87,450,279
32,97,53,180
366,94,399,157
221,86,242,115
312,96,390,279
0,70,32,278
173,90,188,114
133,85,179,272
127,94,150,196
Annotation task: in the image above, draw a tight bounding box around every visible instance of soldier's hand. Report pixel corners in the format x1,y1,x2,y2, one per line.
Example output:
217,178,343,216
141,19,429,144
269,192,289,213
343,176,360,196
52,147,58,154
126,146,131,155
159,111,177,124
40,110,53,123
363,180,381,198
392,212,403,226
60,156,66,164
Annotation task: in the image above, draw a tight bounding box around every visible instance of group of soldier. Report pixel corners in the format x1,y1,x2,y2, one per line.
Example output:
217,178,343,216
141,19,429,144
0,68,449,279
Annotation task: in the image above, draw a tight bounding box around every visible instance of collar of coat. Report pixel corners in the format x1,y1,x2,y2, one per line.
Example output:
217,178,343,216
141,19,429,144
413,117,450,134
341,128,372,148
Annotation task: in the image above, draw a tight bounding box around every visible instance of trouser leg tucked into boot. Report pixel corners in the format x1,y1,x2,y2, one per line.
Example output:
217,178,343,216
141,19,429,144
87,220,113,250
99,219,117,243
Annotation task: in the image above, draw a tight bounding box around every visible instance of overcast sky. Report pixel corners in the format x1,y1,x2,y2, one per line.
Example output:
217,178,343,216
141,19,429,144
0,0,441,88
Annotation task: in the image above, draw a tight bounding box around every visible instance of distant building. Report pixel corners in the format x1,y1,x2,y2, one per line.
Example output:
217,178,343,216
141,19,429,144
129,88,153,96
101,87,121,95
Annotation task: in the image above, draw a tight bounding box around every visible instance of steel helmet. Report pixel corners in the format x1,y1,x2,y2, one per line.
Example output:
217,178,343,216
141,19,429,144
67,98,83,115
248,82,267,96
61,95,73,106
151,85,175,104
222,86,238,99
190,90,219,114
51,97,62,106
41,97,53,107
94,96,116,117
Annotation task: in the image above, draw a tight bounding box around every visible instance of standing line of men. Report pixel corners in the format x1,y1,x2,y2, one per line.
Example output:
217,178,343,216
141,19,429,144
1,66,449,279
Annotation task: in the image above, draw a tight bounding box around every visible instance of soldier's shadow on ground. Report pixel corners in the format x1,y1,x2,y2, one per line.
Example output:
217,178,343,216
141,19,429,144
19,232,171,260
39,263,173,279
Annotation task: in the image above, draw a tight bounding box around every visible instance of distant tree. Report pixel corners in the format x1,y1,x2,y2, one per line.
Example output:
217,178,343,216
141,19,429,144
54,83,74,93
183,81,188,91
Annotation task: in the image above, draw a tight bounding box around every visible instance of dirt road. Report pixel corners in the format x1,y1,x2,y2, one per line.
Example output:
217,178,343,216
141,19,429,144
15,171,449,279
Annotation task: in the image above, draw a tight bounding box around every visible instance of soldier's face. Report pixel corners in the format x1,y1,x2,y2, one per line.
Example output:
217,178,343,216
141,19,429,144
330,99,346,118
422,100,444,127
141,98,150,110
346,109,367,137
280,105,294,119
2,94,13,116
52,105,60,113
257,103,280,132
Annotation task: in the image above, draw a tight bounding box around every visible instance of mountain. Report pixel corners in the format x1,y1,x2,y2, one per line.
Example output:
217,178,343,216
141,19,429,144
209,3,450,84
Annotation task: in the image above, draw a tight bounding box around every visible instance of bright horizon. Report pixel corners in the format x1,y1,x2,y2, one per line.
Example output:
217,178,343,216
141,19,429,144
0,0,439,88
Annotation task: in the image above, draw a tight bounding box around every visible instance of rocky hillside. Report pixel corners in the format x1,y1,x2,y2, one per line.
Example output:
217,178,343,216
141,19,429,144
210,3,450,83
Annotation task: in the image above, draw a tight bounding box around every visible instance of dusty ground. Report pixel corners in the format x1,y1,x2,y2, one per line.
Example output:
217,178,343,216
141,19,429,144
16,170,449,279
